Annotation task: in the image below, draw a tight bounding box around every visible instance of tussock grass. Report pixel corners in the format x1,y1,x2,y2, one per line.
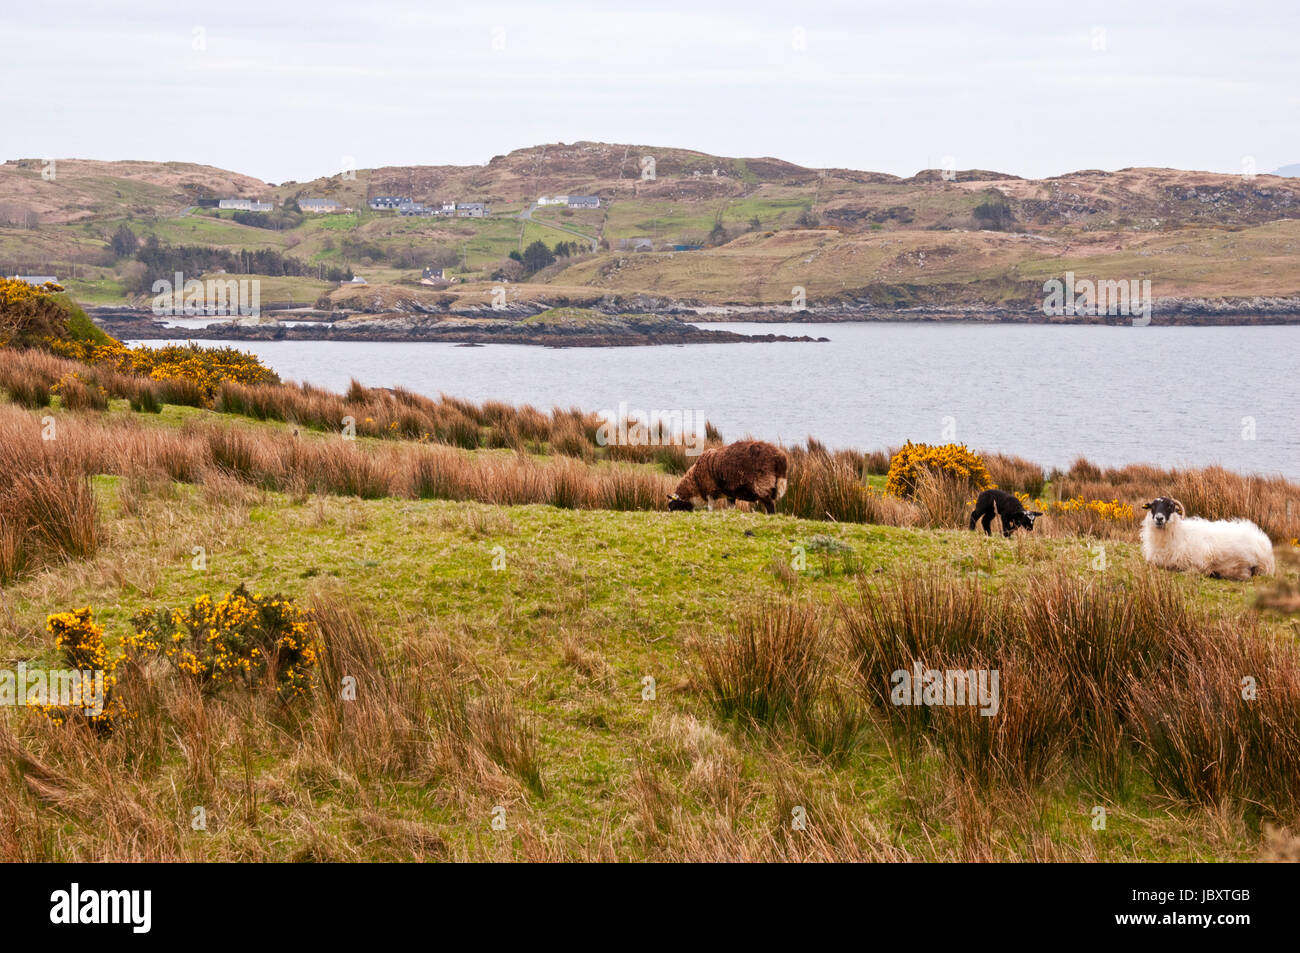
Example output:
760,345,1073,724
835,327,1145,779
0,402,678,564
983,451,1047,497
695,601,829,727
0,427,100,583
0,591,549,861
838,567,1300,808
1059,457,1300,542
4,346,1294,544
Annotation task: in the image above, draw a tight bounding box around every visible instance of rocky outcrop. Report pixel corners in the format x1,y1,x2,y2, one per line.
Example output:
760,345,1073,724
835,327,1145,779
90,309,829,347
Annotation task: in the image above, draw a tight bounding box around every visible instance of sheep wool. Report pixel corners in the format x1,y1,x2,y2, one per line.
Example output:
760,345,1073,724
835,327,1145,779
1141,513,1275,581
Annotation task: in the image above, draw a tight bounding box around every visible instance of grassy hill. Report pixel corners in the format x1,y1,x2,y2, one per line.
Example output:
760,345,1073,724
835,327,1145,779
5,144,1300,313
1,321,1298,861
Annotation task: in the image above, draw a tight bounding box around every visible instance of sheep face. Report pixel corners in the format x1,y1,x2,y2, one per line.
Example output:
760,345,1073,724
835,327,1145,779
667,494,694,512
1142,496,1184,529
1010,510,1043,533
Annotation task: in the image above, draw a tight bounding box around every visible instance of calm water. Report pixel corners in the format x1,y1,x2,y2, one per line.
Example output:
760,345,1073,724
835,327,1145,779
163,323,1300,478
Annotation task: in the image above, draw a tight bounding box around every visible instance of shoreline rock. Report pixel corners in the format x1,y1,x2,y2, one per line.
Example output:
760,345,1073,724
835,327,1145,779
91,310,830,347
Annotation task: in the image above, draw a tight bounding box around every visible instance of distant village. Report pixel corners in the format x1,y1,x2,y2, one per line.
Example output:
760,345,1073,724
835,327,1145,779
182,188,695,292
212,193,602,217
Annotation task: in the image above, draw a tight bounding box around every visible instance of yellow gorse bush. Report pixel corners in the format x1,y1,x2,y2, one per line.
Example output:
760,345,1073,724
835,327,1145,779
48,339,278,398
1010,492,1136,521
47,608,110,670
125,343,279,397
885,441,993,498
1053,496,1135,520
0,278,69,349
0,276,64,306
35,608,129,731
126,584,318,697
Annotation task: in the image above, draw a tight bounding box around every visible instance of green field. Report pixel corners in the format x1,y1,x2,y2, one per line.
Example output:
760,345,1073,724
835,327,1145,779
1,391,1293,861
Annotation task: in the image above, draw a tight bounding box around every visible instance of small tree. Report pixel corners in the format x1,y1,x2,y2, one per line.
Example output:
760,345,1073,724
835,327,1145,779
110,224,138,259
973,191,1015,231
522,240,556,274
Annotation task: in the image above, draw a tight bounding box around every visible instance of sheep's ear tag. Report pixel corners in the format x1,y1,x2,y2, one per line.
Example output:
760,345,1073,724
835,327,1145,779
668,493,679,501
1142,502,1151,509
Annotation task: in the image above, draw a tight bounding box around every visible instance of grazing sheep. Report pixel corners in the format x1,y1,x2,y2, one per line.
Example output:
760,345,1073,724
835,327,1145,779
668,440,788,514
968,488,1043,537
1140,496,1275,581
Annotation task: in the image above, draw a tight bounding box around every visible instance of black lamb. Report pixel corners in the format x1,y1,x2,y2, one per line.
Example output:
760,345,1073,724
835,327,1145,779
968,488,1043,537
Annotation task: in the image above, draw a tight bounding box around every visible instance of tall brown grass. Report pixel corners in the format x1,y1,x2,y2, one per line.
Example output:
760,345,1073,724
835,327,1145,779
1059,457,1300,542
0,427,100,583
983,451,1047,497
693,601,866,762
837,568,1300,811
0,402,677,529
782,444,917,525
694,602,830,727
4,346,1298,541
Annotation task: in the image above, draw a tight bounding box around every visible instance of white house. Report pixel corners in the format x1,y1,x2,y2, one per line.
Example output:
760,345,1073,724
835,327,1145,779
219,198,273,212
299,198,341,213
567,195,600,209
538,195,568,206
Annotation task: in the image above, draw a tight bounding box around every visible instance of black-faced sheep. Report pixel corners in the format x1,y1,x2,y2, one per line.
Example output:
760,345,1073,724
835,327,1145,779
668,440,788,514
968,488,1043,537
1141,496,1275,581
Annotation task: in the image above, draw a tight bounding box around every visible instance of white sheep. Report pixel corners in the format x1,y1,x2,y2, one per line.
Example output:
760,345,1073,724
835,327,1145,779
1140,497,1275,582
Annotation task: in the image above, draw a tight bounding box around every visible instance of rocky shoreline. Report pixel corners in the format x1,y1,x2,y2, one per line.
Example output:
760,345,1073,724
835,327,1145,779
91,309,830,347
90,292,1300,346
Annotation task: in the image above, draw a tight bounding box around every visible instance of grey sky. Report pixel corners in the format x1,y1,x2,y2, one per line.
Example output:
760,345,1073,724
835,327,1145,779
4,0,1296,182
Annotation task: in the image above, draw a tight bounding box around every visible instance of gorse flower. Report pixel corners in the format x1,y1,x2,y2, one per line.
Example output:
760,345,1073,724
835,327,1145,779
46,339,278,398
885,442,993,499
1003,492,1135,521
36,608,129,732
1053,496,1135,520
127,585,319,697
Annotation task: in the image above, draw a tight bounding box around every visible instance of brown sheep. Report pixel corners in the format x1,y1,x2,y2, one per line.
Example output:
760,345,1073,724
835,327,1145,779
668,440,789,514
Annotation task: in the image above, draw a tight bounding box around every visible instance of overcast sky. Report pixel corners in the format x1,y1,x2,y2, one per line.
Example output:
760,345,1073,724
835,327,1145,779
4,0,1297,182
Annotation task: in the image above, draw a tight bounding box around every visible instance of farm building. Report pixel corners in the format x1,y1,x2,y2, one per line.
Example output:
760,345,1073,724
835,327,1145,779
369,196,412,210
299,198,342,213
218,198,273,211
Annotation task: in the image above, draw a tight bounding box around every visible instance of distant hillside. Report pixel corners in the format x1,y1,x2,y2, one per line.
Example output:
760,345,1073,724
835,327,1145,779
0,159,270,224
3,143,1300,316
1272,164,1300,178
